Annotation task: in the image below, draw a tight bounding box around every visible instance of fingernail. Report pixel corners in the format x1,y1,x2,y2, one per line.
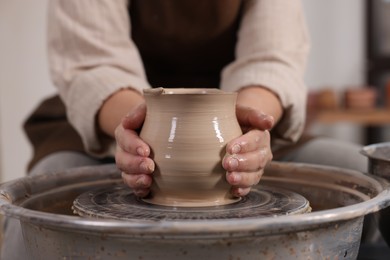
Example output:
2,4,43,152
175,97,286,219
231,144,241,154
236,188,244,197
228,157,239,170
231,173,241,184
263,115,274,128
148,163,155,172
231,187,241,198
140,161,154,173
134,188,149,197
136,176,146,187
140,162,148,172
233,187,248,197
137,147,146,156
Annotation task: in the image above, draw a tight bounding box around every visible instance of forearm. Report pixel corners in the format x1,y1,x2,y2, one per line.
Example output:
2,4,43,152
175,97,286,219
237,86,283,126
98,89,145,138
221,0,309,143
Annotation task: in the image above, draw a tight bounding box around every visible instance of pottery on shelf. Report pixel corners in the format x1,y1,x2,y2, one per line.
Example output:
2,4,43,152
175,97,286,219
344,87,377,110
140,88,242,207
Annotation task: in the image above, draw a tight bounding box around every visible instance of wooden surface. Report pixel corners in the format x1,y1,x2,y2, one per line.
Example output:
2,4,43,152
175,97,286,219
314,108,390,125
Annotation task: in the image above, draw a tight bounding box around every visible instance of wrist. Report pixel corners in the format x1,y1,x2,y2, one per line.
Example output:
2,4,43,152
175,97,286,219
98,88,144,138
237,86,283,124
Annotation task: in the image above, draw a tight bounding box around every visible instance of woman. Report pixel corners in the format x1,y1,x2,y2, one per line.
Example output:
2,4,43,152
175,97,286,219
2,1,368,259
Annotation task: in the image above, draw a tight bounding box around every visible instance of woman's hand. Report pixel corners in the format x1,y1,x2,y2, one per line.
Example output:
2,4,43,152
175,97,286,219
115,104,154,197
114,103,155,197
223,106,274,197
97,88,154,198
223,86,283,197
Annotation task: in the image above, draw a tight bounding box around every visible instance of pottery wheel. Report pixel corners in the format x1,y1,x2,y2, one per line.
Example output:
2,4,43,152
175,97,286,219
72,185,311,221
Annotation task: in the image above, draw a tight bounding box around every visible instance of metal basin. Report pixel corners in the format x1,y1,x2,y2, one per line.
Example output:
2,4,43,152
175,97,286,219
361,142,390,180
0,162,390,259
361,142,390,247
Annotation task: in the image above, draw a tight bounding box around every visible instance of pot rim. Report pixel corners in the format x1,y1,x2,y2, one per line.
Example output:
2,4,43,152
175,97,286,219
361,142,390,162
1,191,389,238
1,163,390,238
143,87,234,96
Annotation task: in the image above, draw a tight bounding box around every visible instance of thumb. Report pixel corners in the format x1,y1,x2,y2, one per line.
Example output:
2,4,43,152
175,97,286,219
122,103,146,130
236,105,274,131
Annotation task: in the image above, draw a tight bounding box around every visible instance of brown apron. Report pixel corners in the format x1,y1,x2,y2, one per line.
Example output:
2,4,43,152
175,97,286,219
24,95,85,170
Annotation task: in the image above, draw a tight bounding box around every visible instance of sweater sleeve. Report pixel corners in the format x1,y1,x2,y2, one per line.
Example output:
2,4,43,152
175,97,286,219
47,0,151,157
220,0,310,144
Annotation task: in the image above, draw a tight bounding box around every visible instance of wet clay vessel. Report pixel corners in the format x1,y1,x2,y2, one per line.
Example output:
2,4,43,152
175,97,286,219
140,88,242,207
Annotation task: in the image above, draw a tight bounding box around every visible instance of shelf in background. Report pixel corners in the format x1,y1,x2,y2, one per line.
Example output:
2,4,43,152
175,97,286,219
314,108,390,125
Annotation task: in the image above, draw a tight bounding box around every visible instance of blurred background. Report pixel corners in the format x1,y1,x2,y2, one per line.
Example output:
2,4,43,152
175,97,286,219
0,0,389,182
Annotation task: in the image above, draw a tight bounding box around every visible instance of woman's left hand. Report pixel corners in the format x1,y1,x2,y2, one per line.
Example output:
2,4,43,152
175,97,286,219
222,105,274,197
222,86,282,197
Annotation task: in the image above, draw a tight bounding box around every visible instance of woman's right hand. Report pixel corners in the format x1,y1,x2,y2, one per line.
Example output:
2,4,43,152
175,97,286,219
114,103,155,197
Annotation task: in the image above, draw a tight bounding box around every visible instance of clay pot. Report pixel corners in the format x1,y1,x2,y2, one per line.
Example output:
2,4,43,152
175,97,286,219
344,87,377,109
316,88,339,110
140,88,242,207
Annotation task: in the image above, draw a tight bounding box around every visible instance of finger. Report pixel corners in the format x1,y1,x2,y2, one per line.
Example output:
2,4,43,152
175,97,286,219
226,129,270,154
122,103,146,130
132,188,151,198
115,126,150,156
226,169,264,188
231,187,251,197
223,147,272,172
122,171,153,190
116,148,155,174
236,105,274,131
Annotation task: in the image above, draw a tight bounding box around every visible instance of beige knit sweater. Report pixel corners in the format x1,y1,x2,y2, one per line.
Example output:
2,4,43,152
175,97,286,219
47,0,310,157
